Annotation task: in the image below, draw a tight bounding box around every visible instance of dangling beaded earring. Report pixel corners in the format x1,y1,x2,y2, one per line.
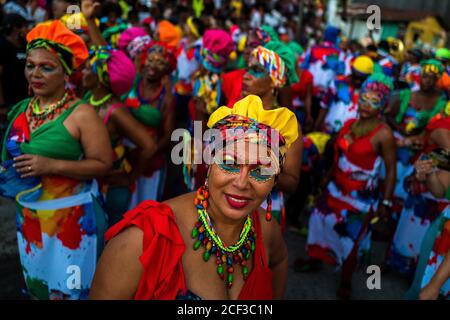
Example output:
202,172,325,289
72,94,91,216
265,195,272,222
194,181,209,209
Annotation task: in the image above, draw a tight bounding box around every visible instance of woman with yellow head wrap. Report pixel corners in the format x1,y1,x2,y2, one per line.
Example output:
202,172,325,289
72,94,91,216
90,95,298,300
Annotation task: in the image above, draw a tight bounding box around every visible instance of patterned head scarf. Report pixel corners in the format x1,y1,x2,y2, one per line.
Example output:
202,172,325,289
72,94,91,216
89,46,136,96
207,95,299,173
359,73,394,110
26,20,88,75
127,35,152,59
250,46,286,88
421,59,444,77
157,20,182,48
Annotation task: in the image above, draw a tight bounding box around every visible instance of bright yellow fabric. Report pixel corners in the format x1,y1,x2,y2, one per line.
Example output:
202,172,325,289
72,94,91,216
207,95,299,148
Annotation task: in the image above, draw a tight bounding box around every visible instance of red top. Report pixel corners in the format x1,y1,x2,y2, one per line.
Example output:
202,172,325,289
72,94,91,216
222,69,246,108
291,69,313,102
334,119,384,194
104,200,273,300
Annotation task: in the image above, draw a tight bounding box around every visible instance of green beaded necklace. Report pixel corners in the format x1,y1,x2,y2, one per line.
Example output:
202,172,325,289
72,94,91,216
192,185,257,288
89,93,113,112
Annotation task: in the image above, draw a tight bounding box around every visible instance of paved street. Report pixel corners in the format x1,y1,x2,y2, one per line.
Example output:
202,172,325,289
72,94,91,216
0,197,410,300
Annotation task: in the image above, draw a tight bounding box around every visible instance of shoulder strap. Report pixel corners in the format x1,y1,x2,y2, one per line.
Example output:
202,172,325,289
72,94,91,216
395,89,412,124
253,211,268,267
104,102,124,124
57,99,84,123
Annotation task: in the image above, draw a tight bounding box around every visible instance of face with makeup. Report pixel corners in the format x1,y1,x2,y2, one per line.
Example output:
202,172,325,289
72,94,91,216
25,48,67,97
142,49,170,81
242,55,274,98
420,71,439,93
81,61,100,90
207,140,278,221
358,90,383,119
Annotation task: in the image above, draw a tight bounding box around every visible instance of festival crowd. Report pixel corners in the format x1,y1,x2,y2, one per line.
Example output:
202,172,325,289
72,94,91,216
0,0,449,300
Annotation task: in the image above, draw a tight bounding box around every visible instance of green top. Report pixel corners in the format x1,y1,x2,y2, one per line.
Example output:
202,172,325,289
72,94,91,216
395,89,447,129
1,98,83,162
446,186,450,201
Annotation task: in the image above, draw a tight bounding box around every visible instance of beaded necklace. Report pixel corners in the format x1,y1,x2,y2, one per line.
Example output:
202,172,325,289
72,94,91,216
89,93,113,112
192,185,256,288
27,91,74,130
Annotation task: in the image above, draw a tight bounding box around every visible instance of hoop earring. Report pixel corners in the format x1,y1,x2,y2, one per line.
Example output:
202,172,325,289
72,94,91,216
265,195,272,222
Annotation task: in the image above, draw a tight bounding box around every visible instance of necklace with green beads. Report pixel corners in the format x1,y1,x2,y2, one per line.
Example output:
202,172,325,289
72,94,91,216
192,185,256,288
27,91,74,130
89,93,112,112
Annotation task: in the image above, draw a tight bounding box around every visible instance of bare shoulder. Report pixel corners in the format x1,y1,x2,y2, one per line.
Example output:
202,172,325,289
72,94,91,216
105,225,144,256
375,122,394,140
163,192,197,229
69,100,99,122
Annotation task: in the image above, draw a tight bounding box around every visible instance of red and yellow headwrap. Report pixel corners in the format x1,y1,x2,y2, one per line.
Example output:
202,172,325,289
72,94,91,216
251,46,286,88
207,95,298,172
26,20,89,75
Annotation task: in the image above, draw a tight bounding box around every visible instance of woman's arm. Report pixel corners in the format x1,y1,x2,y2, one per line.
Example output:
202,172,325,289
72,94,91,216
90,226,144,299
264,215,288,299
111,107,158,180
276,127,303,194
157,94,176,152
379,127,397,202
15,104,113,180
82,0,108,47
419,249,450,300
426,170,450,199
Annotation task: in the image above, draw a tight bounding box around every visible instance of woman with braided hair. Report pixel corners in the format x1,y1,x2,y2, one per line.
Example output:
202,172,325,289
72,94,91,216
90,95,298,300
0,20,112,299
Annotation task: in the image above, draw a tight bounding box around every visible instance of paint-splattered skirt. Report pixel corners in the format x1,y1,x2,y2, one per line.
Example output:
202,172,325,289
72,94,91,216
15,176,107,300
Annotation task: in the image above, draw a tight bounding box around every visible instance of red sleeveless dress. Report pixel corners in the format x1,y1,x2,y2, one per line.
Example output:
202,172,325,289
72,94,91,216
104,200,273,300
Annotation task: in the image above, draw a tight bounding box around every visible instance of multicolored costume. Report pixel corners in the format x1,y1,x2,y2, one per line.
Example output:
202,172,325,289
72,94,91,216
0,20,106,300
306,74,393,266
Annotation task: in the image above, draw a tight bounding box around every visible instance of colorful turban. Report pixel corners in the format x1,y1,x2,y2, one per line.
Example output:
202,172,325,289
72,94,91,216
359,73,394,110
352,55,374,75
324,25,341,44
102,23,129,48
89,46,136,96
200,29,235,73
127,35,152,59
157,20,182,48
118,27,148,53
141,41,177,73
264,41,298,85
207,95,299,171
260,25,279,43
251,46,286,88
187,16,200,39
436,48,450,61
26,20,88,75
421,59,445,77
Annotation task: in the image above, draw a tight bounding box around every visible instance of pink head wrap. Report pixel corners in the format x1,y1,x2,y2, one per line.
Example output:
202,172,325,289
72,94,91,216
118,27,148,53
108,50,136,96
201,29,234,72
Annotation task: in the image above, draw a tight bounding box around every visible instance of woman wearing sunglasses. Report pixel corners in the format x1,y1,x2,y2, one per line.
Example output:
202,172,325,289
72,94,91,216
89,95,298,299
295,73,397,300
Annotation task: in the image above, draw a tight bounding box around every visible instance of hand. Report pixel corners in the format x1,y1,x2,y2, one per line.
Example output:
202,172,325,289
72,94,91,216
419,283,440,300
414,159,434,182
376,204,390,223
13,154,55,178
81,0,101,21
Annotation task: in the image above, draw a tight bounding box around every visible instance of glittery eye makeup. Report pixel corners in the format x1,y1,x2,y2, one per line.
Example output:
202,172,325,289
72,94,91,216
216,153,274,182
